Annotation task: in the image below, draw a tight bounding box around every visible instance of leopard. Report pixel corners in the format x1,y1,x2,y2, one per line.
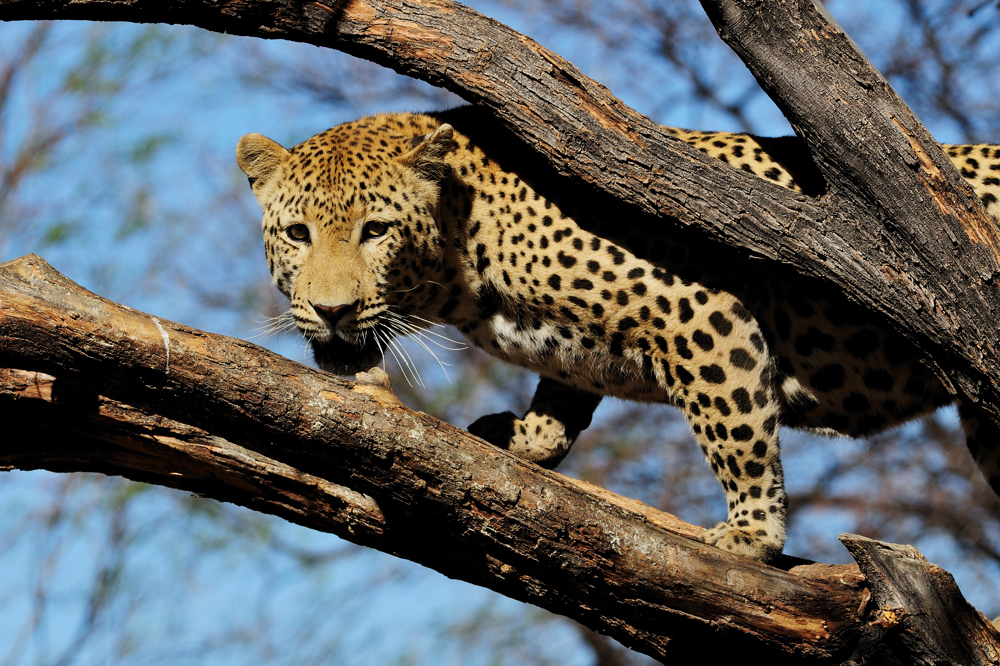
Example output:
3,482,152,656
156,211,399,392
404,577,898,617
236,106,1000,562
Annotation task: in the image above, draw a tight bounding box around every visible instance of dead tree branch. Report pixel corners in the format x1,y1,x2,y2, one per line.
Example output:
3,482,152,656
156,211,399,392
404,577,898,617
1,254,867,663
841,534,1000,665
5,255,999,662
0,0,998,424
1,0,1000,660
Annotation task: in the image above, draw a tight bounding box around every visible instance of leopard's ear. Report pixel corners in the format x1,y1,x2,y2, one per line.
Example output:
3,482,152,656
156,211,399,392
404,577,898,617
398,124,457,181
236,133,290,191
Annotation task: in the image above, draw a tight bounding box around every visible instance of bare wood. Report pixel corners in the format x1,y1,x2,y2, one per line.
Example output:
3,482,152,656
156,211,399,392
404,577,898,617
0,0,996,660
1,0,998,426
0,367,397,549
0,254,869,662
841,534,1000,665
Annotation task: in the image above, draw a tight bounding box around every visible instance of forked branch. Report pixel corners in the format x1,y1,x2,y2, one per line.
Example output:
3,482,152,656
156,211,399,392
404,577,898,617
0,0,998,423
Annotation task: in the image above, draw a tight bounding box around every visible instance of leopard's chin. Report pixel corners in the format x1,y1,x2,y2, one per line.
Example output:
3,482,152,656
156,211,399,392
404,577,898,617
310,334,382,376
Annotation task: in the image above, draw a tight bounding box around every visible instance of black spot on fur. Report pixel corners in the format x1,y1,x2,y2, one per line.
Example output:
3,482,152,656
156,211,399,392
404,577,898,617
729,348,757,370
692,330,714,351
845,329,879,360
794,327,836,357
810,364,845,392
732,388,753,413
557,251,577,268
843,392,871,413
700,365,726,384
709,311,733,336
679,298,695,323
731,424,754,441
731,303,753,322
863,369,894,391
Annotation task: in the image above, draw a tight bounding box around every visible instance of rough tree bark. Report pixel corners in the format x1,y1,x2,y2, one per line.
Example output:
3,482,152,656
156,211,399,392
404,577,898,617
6,254,1000,664
1,0,998,420
1,0,1000,662
1,255,863,663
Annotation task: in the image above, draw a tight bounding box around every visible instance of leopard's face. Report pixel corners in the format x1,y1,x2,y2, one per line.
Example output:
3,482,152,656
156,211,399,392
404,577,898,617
237,115,455,374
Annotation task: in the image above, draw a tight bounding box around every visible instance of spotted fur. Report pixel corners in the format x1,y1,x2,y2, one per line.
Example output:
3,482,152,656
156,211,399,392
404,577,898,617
237,107,1000,561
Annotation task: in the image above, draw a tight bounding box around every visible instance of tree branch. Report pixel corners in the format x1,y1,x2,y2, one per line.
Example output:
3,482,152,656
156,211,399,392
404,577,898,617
5,254,999,660
841,534,1000,665
0,253,868,662
0,0,997,424
2,0,1000,659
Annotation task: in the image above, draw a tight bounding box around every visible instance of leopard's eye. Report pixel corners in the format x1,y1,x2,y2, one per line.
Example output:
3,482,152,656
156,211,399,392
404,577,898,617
363,221,389,239
286,224,310,242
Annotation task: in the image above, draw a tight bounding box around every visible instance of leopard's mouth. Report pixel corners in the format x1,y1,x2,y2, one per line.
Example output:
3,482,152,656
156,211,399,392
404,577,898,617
309,332,383,376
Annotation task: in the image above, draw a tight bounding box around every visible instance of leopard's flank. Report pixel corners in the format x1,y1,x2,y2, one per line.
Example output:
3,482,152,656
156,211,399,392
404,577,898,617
237,107,1000,561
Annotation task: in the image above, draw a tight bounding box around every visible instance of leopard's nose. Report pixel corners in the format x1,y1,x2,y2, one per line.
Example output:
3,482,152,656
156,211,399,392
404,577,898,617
313,302,356,328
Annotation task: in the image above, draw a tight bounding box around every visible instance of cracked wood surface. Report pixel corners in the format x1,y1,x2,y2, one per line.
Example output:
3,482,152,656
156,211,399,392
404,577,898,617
1,0,999,427
0,254,866,663
1,0,1000,660
841,535,1000,665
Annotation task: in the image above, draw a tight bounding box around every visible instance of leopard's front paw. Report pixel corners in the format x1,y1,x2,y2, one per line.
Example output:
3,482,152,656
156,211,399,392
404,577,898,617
468,411,571,468
701,521,783,563
468,411,519,449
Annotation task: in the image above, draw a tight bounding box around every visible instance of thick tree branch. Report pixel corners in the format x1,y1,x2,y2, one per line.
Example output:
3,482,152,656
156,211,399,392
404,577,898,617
6,255,1000,661
841,534,1000,665
698,0,1000,400
0,0,998,424
2,0,1000,659
0,254,871,663
0,367,397,548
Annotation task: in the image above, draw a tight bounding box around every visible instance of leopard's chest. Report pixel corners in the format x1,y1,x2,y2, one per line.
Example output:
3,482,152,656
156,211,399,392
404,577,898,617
466,308,675,403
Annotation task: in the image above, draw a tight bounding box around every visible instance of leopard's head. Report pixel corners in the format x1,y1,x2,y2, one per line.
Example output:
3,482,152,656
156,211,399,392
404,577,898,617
237,114,458,374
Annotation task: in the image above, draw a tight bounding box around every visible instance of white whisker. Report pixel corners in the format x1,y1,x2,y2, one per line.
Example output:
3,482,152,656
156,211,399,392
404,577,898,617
385,309,467,350
390,316,466,352
390,334,424,387
407,331,454,382
248,311,298,339
385,319,428,387
380,310,464,381
376,327,416,387
370,327,388,371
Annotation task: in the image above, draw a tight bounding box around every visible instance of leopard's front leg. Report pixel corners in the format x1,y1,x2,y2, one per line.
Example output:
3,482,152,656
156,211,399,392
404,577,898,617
468,377,602,468
693,369,788,562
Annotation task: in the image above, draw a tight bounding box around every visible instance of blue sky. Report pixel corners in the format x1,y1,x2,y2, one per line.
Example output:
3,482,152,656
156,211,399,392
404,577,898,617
2,1,1000,662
